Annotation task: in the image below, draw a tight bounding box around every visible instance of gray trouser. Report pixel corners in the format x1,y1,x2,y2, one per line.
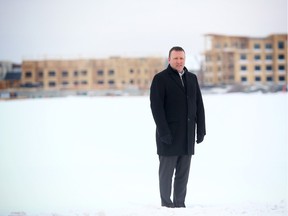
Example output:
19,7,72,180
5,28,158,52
159,155,192,207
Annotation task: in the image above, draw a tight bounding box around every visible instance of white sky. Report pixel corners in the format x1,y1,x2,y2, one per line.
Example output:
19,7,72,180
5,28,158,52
0,0,287,68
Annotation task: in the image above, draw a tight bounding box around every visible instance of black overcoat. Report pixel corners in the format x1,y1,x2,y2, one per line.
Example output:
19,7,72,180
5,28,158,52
150,65,206,156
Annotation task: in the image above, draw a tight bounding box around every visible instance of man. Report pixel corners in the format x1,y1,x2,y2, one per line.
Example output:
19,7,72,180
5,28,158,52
150,46,206,208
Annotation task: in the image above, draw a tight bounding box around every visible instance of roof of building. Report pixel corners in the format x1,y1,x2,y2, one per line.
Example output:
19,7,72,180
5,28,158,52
4,72,21,80
204,33,288,40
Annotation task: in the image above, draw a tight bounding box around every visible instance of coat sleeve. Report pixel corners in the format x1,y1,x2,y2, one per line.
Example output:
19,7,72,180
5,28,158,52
150,74,171,137
195,76,206,138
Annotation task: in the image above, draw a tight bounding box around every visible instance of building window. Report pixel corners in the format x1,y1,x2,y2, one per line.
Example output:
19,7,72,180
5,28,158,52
38,71,43,78
81,80,87,85
74,71,78,76
254,55,261,61
62,81,69,86
62,71,68,77
279,76,285,81
240,54,246,60
130,79,134,84
240,43,247,49
254,43,261,49
97,80,104,85
81,70,87,76
278,54,285,60
49,71,56,77
279,65,285,70
255,65,261,71
24,82,32,87
266,76,273,82
241,65,247,71
265,43,272,49
108,70,115,75
266,65,272,71
108,80,115,85
266,55,273,60
74,81,78,86
130,69,134,74
278,41,284,49
49,81,56,87
232,42,238,48
97,70,104,76
25,71,32,78
255,76,261,82
241,77,247,82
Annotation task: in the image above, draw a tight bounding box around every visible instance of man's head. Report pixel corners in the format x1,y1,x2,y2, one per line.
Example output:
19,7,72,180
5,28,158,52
168,46,186,73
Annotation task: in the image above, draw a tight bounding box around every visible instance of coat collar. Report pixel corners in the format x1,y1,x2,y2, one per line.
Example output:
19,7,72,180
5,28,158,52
167,64,188,93
167,64,188,75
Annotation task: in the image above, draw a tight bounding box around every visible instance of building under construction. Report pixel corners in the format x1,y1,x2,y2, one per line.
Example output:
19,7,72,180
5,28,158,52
21,57,165,93
203,34,287,87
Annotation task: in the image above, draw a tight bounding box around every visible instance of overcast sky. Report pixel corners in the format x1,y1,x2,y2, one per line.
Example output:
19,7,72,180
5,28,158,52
0,0,287,68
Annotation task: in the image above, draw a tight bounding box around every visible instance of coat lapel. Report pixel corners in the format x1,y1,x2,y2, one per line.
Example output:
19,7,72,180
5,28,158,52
185,72,190,95
168,66,186,93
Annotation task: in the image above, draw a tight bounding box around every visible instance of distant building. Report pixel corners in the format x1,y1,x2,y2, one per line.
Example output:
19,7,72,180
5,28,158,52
21,57,165,91
0,61,21,89
203,34,287,87
0,61,13,80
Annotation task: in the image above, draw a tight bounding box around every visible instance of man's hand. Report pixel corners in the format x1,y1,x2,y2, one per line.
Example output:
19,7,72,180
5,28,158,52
196,136,204,144
160,134,173,145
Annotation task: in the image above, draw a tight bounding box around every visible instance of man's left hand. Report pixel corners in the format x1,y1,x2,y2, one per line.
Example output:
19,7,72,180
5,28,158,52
196,136,204,144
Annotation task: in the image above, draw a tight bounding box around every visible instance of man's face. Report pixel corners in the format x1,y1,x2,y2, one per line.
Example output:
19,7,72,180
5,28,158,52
168,50,185,73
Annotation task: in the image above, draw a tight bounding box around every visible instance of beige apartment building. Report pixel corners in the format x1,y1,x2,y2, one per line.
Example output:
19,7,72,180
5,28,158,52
203,34,287,86
21,57,165,91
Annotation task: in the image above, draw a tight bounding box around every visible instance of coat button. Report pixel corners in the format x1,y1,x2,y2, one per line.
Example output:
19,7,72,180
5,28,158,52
188,118,190,122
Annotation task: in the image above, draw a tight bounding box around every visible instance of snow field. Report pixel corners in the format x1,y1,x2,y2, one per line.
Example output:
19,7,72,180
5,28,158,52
0,93,287,215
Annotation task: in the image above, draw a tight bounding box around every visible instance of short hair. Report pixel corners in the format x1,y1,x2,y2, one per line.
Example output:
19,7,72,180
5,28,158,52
169,46,185,58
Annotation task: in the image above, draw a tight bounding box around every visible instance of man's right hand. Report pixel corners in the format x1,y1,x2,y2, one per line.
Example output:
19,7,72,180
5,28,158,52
160,134,173,145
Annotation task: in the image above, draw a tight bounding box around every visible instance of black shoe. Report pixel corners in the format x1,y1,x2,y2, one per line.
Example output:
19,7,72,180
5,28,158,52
161,203,175,208
174,204,186,208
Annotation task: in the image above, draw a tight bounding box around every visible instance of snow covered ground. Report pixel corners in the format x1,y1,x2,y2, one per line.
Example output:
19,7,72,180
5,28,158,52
0,93,287,216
